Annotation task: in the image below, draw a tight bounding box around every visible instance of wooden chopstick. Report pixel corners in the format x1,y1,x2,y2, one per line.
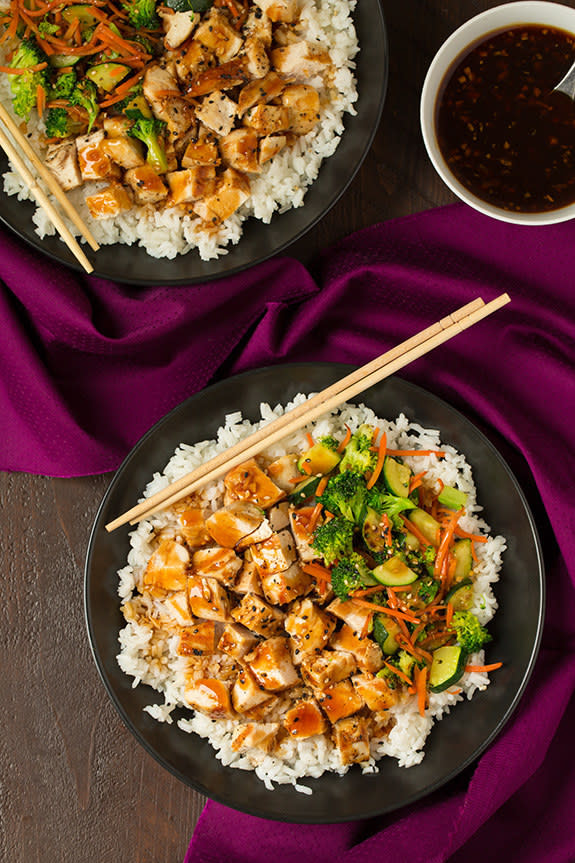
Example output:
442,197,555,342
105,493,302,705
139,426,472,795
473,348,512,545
106,294,510,533
0,107,98,273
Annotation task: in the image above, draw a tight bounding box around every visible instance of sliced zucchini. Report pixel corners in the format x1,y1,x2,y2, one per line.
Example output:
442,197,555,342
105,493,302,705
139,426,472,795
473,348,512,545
362,507,390,552
287,475,321,504
49,54,81,68
86,62,131,92
372,555,418,587
408,508,440,546
446,578,474,611
62,4,101,28
429,644,467,692
453,538,473,581
297,440,341,476
121,92,153,118
438,484,468,510
382,456,412,497
404,531,420,551
372,614,401,654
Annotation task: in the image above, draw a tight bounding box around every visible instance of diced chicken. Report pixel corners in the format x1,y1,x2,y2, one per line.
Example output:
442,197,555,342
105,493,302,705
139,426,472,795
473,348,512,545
177,508,212,548
217,622,259,659
352,673,398,712
103,116,133,137
231,721,279,752
177,619,216,655
271,41,331,82
176,40,214,80
330,623,384,674
185,678,234,717
259,134,287,165
76,130,118,181
235,517,273,551
332,715,371,765
250,529,296,576
220,128,260,173
265,454,300,490
85,183,133,220
160,8,197,50
124,165,169,204
267,501,291,531
243,8,272,47
231,666,274,713
233,553,264,596
193,167,251,223
243,103,290,136
142,538,190,592
300,649,357,689
143,64,195,138
163,589,193,625
44,139,82,191
281,84,321,134
186,56,249,97
284,699,326,738
289,507,320,563
316,678,363,723
259,561,312,606
181,135,221,168
231,592,285,637
223,458,285,509
244,36,270,78
284,597,336,662
195,9,244,62
195,90,238,137
245,636,300,691
188,574,231,621
192,546,242,586
166,165,216,204
326,598,374,638
254,0,300,24
102,136,146,170
205,501,266,548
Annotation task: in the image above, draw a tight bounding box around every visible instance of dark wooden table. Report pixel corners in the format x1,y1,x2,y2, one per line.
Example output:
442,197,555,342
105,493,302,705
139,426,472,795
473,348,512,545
0,2,559,861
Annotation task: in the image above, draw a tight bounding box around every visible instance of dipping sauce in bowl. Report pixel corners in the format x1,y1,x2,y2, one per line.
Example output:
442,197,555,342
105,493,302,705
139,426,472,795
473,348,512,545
436,25,575,213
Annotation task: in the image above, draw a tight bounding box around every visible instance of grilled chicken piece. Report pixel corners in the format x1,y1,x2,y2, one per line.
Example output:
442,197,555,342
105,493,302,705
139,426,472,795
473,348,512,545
352,673,397,712
300,649,357,689
250,529,296,576
231,592,285,637
185,678,234,717
253,0,300,23
44,139,82,191
289,507,320,563
186,56,249,97
235,517,273,551
167,165,216,204
142,538,190,592
223,458,285,508
103,116,133,137
192,546,242,586
245,636,300,691
233,553,264,595
284,698,326,738
220,128,260,173
284,597,336,661
181,135,221,168
124,165,169,204
231,721,279,751
177,619,216,655
85,183,133,219
195,9,244,62
259,134,287,164
188,574,231,621
271,41,331,82
281,84,321,134
265,454,300,491
76,130,119,181
316,678,363,723
143,65,194,138
326,598,374,638
330,623,384,674
244,36,270,78
267,501,291,531
193,167,251,223
231,666,274,713
205,501,267,548
102,136,145,170
217,622,259,659
176,40,214,80
195,90,238,137
332,715,371,765
160,8,197,50
243,8,272,47
162,589,193,625
243,103,290,135
259,561,312,606
177,507,211,548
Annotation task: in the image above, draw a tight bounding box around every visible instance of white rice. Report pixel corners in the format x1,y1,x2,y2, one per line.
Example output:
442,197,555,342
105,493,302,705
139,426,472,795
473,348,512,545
116,395,505,793
0,0,358,260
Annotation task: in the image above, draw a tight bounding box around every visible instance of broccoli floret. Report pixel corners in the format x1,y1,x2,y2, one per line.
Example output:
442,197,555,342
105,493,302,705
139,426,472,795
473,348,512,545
38,19,60,36
123,0,159,29
365,487,417,531
126,109,168,172
416,574,439,605
330,552,377,601
318,435,339,451
311,516,354,567
51,70,77,100
44,107,72,138
339,423,377,476
70,79,99,133
451,611,491,653
9,38,48,120
318,470,367,525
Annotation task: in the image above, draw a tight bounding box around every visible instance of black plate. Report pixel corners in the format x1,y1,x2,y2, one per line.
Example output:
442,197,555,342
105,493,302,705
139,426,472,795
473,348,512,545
85,364,544,822
0,2,387,285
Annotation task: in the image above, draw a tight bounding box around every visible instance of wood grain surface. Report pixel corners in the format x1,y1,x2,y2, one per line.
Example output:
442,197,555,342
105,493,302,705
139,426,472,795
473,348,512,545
1,2,565,861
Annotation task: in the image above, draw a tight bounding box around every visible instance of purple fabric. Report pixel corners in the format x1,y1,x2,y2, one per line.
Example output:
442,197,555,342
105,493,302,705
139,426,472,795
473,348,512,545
2,203,574,861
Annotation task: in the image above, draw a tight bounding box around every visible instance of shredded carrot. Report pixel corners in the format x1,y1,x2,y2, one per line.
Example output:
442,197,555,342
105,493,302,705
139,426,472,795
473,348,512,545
386,448,446,457
301,562,332,583
337,424,351,453
316,476,329,497
381,512,392,547
0,61,49,73
366,430,387,489
350,585,385,597
36,82,45,115
465,662,503,673
308,501,323,533
454,526,488,542
305,432,314,448
445,601,454,627
383,660,413,688
352,598,420,624
414,665,428,717
371,426,380,445
301,461,312,476
434,509,462,580
400,513,431,547
408,470,426,495
471,541,478,563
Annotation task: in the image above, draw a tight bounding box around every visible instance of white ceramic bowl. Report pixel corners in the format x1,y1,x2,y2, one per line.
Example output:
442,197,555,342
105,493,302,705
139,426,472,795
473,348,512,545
420,1,575,225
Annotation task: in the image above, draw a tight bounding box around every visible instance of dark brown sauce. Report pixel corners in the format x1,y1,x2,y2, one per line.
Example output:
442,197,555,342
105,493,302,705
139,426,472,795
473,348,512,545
436,25,575,212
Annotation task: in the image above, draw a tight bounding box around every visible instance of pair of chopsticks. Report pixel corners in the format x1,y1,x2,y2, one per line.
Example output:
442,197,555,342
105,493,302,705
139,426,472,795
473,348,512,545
0,101,98,274
105,292,510,533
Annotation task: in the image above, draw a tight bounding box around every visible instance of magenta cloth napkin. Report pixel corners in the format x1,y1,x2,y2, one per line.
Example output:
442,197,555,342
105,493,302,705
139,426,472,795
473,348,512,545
2,203,574,862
